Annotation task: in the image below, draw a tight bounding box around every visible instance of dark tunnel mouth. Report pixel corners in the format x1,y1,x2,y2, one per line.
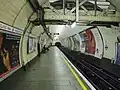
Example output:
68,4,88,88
55,42,61,47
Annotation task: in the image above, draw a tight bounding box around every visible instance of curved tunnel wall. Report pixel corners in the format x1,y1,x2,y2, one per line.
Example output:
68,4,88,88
0,0,52,65
0,0,52,82
61,26,120,63
0,21,48,80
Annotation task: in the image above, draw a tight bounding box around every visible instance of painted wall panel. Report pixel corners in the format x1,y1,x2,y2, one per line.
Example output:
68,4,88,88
22,33,38,65
72,35,80,51
91,28,103,58
98,27,120,60
61,26,120,62
79,33,86,53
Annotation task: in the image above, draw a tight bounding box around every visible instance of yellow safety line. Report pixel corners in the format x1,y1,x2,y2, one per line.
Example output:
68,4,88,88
63,59,88,90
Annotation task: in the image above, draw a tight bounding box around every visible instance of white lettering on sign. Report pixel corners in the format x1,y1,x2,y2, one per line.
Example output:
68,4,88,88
0,22,23,34
0,22,12,32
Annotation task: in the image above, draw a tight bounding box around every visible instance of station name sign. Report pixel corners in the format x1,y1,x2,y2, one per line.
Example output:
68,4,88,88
0,22,23,34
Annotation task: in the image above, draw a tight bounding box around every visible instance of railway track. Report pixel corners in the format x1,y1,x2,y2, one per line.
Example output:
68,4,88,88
59,47,120,90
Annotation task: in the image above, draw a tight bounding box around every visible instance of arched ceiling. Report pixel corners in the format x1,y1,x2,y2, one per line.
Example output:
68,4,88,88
0,0,120,39
47,0,120,11
44,0,120,40
0,0,48,37
43,0,120,26
109,0,120,11
38,0,48,5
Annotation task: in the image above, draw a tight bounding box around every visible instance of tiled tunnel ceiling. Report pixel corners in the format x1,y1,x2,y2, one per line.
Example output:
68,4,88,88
38,0,48,5
41,0,120,11
28,0,120,32
49,0,110,10
43,0,120,26
109,0,120,11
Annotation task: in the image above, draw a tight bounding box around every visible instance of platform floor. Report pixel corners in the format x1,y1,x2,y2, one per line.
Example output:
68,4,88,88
0,47,82,90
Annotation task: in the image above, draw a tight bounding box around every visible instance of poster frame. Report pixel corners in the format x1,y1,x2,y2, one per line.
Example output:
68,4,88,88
115,42,120,65
0,22,22,82
27,35,36,54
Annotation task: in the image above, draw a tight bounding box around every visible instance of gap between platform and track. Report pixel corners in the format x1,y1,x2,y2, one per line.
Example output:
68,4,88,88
63,56,88,90
57,47,96,90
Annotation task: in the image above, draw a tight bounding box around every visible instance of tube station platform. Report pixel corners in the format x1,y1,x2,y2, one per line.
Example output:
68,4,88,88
0,47,92,90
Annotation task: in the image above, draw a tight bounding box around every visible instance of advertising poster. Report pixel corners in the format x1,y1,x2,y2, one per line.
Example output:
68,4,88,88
73,35,80,51
79,27,103,58
79,30,96,54
0,32,20,77
29,37,33,53
84,29,96,54
69,37,74,50
27,37,36,54
34,39,36,51
72,36,77,51
68,38,72,49
116,43,120,65
79,33,86,53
